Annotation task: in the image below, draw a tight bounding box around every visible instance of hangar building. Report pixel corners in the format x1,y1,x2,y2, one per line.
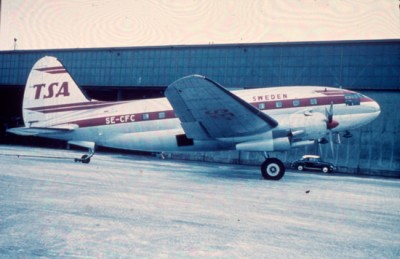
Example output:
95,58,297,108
0,39,399,176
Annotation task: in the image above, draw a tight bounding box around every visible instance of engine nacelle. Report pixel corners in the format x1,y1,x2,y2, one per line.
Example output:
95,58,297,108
235,112,328,152
286,112,327,140
236,131,291,152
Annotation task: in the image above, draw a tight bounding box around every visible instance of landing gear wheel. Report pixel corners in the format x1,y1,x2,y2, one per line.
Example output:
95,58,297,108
81,154,91,164
74,154,91,164
322,166,329,173
297,165,304,171
261,158,285,180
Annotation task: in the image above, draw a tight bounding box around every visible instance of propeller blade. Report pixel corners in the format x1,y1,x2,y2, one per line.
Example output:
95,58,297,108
317,140,323,157
335,133,341,144
325,102,333,123
328,102,333,122
329,131,334,156
325,101,339,129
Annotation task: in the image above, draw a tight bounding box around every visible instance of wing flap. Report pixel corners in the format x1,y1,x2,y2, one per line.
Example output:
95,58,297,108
165,75,278,140
180,121,211,140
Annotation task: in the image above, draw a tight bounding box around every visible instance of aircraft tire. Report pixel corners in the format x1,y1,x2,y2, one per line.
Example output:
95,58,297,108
81,155,91,164
261,158,285,180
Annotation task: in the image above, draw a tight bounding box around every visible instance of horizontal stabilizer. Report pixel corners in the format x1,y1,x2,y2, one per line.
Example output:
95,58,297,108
7,124,77,136
165,75,278,140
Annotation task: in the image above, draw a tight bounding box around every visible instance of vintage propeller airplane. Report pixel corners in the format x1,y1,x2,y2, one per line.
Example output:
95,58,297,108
8,56,380,180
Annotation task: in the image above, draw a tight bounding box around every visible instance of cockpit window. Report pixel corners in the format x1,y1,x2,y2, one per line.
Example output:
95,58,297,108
344,93,361,106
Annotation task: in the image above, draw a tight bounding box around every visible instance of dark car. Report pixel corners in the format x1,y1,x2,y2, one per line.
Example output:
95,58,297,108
291,155,335,173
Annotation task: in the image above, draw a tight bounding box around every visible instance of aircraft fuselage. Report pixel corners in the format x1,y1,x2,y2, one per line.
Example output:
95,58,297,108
39,86,380,152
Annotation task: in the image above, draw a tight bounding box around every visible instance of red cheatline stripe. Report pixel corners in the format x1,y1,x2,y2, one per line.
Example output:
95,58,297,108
360,97,374,102
35,66,67,74
35,66,64,71
30,103,117,114
26,101,129,113
252,95,374,110
65,110,176,128
28,101,111,110
43,96,373,128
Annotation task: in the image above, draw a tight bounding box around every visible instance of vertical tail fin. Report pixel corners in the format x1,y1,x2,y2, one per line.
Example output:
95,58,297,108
23,56,90,127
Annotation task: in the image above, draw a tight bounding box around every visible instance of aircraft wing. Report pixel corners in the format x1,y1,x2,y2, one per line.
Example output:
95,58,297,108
165,75,278,140
7,124,78,136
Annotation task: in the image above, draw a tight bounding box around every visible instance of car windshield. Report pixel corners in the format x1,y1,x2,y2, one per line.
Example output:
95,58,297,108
301,156,321,162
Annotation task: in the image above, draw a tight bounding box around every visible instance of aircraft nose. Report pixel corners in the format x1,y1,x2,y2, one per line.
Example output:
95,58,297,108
365,98,381,120
372,100,380,113
371,102,380,122
368,97,380,113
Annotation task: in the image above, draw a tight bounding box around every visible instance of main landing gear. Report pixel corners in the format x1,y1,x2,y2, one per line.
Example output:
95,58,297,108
260,152,285,180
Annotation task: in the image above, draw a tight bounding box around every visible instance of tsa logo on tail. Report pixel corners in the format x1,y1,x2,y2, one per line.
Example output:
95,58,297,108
33,82,70,99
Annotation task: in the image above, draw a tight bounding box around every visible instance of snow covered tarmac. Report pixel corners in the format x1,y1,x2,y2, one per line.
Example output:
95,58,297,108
0,145,399,258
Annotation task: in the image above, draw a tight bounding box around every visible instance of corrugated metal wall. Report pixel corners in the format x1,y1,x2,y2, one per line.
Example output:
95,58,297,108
0,40,399,90
0,40,399,176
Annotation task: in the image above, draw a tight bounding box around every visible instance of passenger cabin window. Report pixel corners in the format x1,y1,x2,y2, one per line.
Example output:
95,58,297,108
275,101,282,108
142,113,150,120
310,98,318,105
258,103,266,110
158,112,166,119
345,93,361,106
293,100,300,107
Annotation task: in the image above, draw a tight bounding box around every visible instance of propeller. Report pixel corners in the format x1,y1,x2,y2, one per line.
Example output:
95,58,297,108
324,102,340,156
325,102,339,130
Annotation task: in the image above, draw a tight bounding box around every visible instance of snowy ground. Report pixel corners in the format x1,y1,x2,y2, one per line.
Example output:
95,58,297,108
0,144,399,258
